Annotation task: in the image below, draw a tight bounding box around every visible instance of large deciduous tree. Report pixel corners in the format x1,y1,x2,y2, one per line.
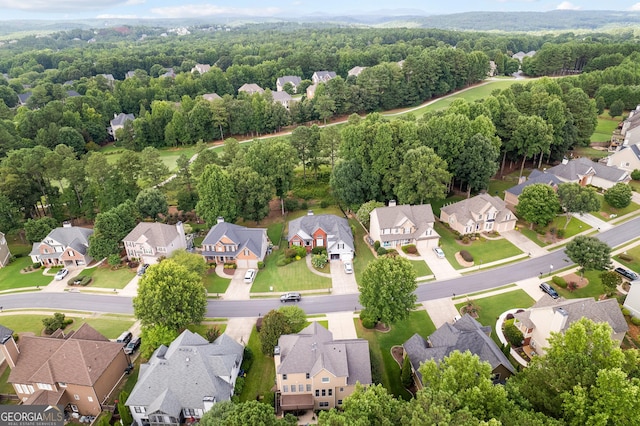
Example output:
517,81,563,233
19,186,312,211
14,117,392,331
516,184,560,228
139,324,179,359
565,235,611,276
196,164,237,226
396,146,451,205
24,217,58,243
133,260,207,330
135,187,168,220
230,167,273,223
259,310,292,356
604,183,632,209
355,200,385,229
557,183,600,228
512,115,554,176
359,256,417,325
456,133,500,196
88,200,138,260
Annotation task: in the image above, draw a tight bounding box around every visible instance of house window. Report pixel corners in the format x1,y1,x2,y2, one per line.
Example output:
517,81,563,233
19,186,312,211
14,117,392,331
319,402,329,407
382,241,391,248
449,218,454,224
27,385,34,394
305,241,311,246
306,384,311,391
426,228,432,236
37,383,53,391
328,389,332,396
58,382,67,388
505,214,511,220
298,384,304,392
88,397,93,402
293,241,301,246
283,385,288,393
68,250,74,256
183,409,195,417
322,377,329,383
74,395,80,401
491,373,501,382
315,390,320,397
340,388,344,392
322,389,326,396
283,374,287,380
338,400,343,405
134,407,146,414
306,373,310,379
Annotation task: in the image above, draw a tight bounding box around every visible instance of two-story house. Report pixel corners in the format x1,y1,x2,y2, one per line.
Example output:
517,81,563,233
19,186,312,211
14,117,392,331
369,201,440,250
311,71,336,84
287,212,354,261
126,331,243,426
0,232,11,267
545,157,630,190
0,323,129,416
30,222,93,269
440,193,517,235
504,170,562,209
276,76,302,92
122,222,187,264
238,83,264,95
109,113,135,139
201,218,268,268
275,323,371,413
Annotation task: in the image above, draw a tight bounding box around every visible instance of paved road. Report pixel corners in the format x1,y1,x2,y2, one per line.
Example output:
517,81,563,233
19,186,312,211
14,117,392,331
1,216,638,317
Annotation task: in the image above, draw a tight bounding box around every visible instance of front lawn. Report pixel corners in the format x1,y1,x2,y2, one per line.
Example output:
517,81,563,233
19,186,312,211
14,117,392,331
186,323,227,339
79,265,136,289
591,116,618,143
517,216,590,246
553,269,607,300
238,327,275,402
0,314,134,338
455,290,535,328
349,219,375,285
615,245,640,274
434,222,522,269
251,250,331,293
592,194,640,221
78,317,136,339
203,270,231,295
409,259,432,278
0,256,52,290
355,310,435,400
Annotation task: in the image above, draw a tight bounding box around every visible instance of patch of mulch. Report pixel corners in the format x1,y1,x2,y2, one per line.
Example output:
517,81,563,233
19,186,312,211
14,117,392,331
375,322,391,332
391,346,404,366
560,273,588,289
223,268,236,276
455,252,474,268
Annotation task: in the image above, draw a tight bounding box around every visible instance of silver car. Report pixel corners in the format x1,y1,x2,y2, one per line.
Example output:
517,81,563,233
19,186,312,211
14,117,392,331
433,247,445,259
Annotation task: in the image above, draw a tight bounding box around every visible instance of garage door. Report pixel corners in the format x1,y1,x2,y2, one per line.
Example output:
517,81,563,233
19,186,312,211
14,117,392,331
236,259,249,268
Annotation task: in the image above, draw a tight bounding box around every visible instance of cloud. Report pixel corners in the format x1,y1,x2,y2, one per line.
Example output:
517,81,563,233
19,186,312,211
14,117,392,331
96,14,140,19
631,3,640,10
0,0,126,12
124,0,145,5
556,1,580,10
150,4,281,18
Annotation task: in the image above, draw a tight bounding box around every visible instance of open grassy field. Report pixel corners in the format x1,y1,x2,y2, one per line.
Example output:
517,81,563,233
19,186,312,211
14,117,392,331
591,116,618,143
251,250,331,293
102,145,198,172
79,265,136,289
615,245,640,274
355,310,435,400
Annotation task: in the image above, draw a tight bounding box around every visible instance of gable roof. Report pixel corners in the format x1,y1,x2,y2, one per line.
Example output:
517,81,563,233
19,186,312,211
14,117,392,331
272,91,293,103
66,90,81,97
440,193,515,224
370,203,437,242
276,76,302,87
312,71,336,82
32,226,93,257
123,222,182,248
17,92,32,105
287,214,354,250
8,323,124,387
403,315,515,384
111,113,135,127
238,83,264,94
546,157,629,184
126,331,243,413
192,64,211,73
505,169,563,197
0,324,14,344
347,66,366,77
202,93,222,101
277,323,372,386
201,221,267,258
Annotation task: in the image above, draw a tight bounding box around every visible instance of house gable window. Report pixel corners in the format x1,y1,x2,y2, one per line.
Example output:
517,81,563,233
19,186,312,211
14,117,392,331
37,383,53,391
306,373,310,379
321,377,329,383
283,374,287,380
283,385,288,392
68,250,74,256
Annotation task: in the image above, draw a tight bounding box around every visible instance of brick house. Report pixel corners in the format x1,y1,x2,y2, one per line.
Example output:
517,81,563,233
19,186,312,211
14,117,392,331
287,212,354,261
122,222,188,264
201,218,268,269
30,222,93,269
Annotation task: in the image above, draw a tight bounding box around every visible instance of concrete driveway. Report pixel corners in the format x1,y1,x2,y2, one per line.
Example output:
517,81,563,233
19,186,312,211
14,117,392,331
419,244,461,280
222,268,251,300
330,261,358,294
422,298,459,328
501,230,547,257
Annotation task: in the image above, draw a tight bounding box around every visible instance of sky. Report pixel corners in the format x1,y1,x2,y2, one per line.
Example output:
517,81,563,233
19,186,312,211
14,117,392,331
1,0,640,20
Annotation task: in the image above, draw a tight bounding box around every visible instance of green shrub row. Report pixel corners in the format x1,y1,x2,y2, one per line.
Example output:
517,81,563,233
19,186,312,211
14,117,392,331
552,276,567,288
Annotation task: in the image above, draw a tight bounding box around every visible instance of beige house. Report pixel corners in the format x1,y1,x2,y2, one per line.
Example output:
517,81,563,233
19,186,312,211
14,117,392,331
275,323,371,413
191,63,211,74
606,144,640,173
271,91,294,109
109,113,135,139
347,66,366,77
623,278,640,318
202,93,222,102
201,218,268,268
369,201,439,250
440,193,516,235
238,83,264,95
30,222,93,269
545,157,630,190
0,231,11,267
514,296,628,357
504,170,562,209
0,323,130,416
122,222,187,264
276,76,302,92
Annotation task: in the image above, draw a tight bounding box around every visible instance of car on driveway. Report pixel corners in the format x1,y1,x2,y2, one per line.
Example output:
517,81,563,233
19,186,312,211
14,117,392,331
614,266,639,282
244,269,257,284
55,268,69,280
124,337,141,355
344,262,353,274
280,292,301,303
433,247,445,259
539,282,559,299
137,264,149,276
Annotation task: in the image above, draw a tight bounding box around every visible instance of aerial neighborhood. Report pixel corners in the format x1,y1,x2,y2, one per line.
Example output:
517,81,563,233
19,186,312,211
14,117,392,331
2,10,640,425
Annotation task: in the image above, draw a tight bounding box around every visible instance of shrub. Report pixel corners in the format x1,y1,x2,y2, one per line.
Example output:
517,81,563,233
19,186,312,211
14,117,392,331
42,312,73,335
385,249,399,257
568,281,578,291
32,262,41,269
631,317,640,326
619,253,633,262
320,200,329,208
373,241,381,250
285,248,298,259
376,247,388,256
241,347,254,371
233,376,245,395
108,254,121,267
311,253,328,269
555,229,565,239
300,201,308,210
360,309,378,329
622,308,631,316
312,246,327,255
401,244,418,254
257,261,265,269
205,326,221,342
503,320,524,347
401,356,413,388
631,169,640,180
461,236,470,244
69,275,91,286
604,183,633,209
460,250,473,262
552,276,567,288
223,263,237,269
284,198,299,212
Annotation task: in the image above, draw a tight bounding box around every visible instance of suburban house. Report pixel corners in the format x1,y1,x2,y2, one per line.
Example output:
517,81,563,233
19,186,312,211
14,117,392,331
160,68,176,79
30,222,93,269
0,323,130,416
109,112,135,139
122,222,188,264
191,63,211,74
544,157,631,190
287,212,354,261
623,278,640,318
274,322,372,413
17,92,32,106
276,75,302,92
504,169,563,209
403,315,515,388
312,71,336,84
0,232,11,267
513,296,628,357
202,93,222,102
606,144,640,173
347,66,366,77
126,331,243,426
440,193,517,235
271,91,293,109
125,70,136,79
201,218,269,268
66,90,81,98
306,83,319,99
488,60,498,77
238,83,265,95
512,50,536,62
369,201,440,250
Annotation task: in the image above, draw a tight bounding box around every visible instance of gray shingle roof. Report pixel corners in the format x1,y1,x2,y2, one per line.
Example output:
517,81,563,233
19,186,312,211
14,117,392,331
201,222,267,259
17,92,32,104
110,113,135,127
312,71,336,83
440,194,515,225
202,93,222,101
545,157,629,184
126,331,243,413
403,314,515,384
506,169,563,196
238,83,264,94
287,214,354,251
370,204,437,242
272,91,292,102
0,324,14,344
122,222,182,248
31,226,93,257
277,323,372,386
276,76,302,87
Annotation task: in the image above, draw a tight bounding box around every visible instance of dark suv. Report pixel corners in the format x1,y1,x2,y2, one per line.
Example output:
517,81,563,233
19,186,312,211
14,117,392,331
124,337,141,355
280,292,301,303
614,267,638,282
540,282,559,299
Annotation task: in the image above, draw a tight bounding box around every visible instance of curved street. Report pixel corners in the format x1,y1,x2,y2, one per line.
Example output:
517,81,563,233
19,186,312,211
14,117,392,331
2,216,639,318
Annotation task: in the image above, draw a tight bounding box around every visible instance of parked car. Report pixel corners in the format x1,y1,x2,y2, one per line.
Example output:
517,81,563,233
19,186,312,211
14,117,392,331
280,292,301,303
116,331,133,345
244,269,257,284
614,266,639,282
344,262,353,274
433,247,445,259
137,264,149,276
539,282,559,299
54,268,69,281
124,337,141,355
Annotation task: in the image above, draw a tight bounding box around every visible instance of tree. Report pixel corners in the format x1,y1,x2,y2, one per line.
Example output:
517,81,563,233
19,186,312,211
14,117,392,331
24,217,58,243
355,200,384,229
516,183,560,228
200,400,286,426
330,159,370,210
557,183,600,228
0,194,23,233
359,256,417,325
396,146,451,205
319,384,404,425
609,99,625,118
456,133,500,196
512,115,554,176
195,164,238,226
135,187,168,220
139,324,179,359
401,355,413,388
168,249,207,277
600,270,622,295
278,305,307,333
229,167,273,223
604,183,632,209
565,236,611,276
259,310,292,356
88,200,138,260
117,391,133,426
133,260,207,330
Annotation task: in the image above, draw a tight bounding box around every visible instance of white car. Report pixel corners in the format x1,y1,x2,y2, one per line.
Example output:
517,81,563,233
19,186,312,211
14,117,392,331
244,269,256,284
344,262,353,274
433,247,445,259
55,268,69,280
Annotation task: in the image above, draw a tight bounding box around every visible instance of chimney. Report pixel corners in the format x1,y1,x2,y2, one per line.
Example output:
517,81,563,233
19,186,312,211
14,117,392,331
62,221,72,228
388,200,397,207
518,176,527,185
0,332,20,369
202,396,215,413
176,221,185,240
307,210,314,216
216,217,224,224
549,307,568,332
561,157,569,165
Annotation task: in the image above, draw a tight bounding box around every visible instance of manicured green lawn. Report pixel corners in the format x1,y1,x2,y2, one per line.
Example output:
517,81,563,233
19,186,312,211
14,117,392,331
186,323,227,338
355,310,435,400
79,265,136,289
238,327,275,402
518,226,550,247
630,180,640,193
592,194,640,221
350,219,375,285
0,314,134,338
517,216,590,246
615,245,640,274
0,257,52,290
267,222,285,246
553,269,605,300
591,116,618,143
409,259,432,278
434,222,522,269
203,270,231,295
103,145,198,172
251,250,331,293
455,290,535,328
79,317,136,339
